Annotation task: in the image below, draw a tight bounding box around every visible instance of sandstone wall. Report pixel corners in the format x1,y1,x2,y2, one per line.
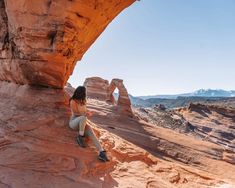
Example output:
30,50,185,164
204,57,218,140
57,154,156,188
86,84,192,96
0,0,135,88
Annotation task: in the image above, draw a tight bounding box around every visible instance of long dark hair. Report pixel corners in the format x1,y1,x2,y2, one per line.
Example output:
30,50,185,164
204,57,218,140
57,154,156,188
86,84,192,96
69,86,87,106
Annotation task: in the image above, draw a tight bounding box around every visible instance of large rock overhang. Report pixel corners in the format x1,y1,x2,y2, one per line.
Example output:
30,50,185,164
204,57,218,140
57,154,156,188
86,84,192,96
0,0,136,88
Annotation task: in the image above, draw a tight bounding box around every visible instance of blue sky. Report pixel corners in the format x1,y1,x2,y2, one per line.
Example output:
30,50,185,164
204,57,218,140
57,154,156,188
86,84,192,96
68,0,235,96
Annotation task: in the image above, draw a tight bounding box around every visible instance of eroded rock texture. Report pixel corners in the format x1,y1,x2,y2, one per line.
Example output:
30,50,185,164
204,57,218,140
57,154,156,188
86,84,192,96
107,78,133,116
84,77,133,117
0,0,135,88
178,103,235,153
84,77,109,100
1,81,234,187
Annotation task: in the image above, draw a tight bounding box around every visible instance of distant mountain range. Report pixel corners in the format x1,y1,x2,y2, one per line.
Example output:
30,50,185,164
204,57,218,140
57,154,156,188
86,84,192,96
113,89,235,108
114,89,235,109
136,89,235,99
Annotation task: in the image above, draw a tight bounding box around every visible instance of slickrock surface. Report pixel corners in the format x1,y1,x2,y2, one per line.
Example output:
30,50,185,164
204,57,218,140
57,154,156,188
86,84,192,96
177,103,235,150
0,0,135,88
0,81,235,188
133,106,196,134
135,103,235,166
177,103,235,164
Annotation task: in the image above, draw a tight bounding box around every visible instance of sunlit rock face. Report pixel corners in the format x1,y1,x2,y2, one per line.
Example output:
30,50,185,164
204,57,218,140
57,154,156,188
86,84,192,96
0,0,135,88
84,77,133,117
107,78,133,116
0,81,234,187
84,77,109,100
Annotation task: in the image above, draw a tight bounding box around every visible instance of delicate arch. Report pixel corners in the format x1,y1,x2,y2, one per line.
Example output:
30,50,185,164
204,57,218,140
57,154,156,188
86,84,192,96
107,79,133,116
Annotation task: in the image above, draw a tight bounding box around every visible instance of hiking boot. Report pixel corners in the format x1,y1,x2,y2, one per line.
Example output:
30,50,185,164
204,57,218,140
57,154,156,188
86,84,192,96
98,150,109,162
76,135,86,148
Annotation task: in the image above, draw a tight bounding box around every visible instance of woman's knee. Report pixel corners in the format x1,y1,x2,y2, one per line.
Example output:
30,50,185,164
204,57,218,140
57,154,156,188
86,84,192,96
80,116,87,124
78,116,88,134
69,119,79,130
69,116,87,130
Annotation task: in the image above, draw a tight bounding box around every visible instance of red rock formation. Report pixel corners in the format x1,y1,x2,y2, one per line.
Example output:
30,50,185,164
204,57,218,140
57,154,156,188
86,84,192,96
178,103,235,152
84,77,109,100
0,0,135,88
188,102,235,118
83,77,133,117
107,78,133,116
1,1,235,187
223,151,235,165
1,81,235,187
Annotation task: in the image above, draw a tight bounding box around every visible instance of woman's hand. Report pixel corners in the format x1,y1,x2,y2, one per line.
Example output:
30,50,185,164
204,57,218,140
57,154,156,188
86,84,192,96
85,111,94,117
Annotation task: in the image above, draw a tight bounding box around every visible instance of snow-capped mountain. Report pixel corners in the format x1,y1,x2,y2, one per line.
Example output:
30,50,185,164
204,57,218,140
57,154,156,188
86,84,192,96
137,89,235,99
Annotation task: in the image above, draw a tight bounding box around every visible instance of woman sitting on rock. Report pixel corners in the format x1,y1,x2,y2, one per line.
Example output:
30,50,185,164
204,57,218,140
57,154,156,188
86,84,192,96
68,86,109,162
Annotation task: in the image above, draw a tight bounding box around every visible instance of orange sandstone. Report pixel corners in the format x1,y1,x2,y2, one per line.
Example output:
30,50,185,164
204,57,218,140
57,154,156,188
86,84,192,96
0,0,135,88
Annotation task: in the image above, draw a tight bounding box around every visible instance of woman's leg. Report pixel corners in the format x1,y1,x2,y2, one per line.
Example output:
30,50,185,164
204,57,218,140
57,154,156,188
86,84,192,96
77,116,87,136
69,116,87,136
84,125,109,161
84,125,103,152
69,116,87,147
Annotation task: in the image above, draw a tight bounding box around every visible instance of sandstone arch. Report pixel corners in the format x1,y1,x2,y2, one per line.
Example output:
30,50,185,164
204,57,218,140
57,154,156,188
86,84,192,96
0,0,136,88
83,77,133,117
107,79,133,116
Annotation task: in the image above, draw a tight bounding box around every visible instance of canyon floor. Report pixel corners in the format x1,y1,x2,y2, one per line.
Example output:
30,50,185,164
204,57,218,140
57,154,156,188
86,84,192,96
0,82,235,188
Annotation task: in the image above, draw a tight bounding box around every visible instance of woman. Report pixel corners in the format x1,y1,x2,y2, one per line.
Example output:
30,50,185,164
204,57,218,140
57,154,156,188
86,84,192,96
68,86,109,162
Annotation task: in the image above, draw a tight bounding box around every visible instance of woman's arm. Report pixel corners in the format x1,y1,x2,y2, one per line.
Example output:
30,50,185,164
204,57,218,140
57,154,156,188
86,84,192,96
71,100,95,117
85,111,94,117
